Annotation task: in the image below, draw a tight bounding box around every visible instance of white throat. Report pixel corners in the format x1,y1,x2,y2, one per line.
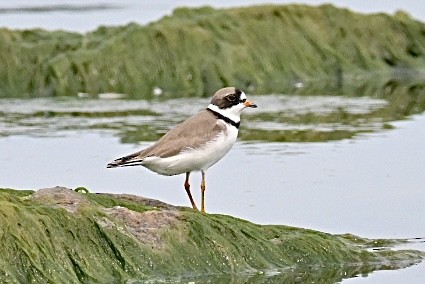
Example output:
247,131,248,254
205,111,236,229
207,104,242,123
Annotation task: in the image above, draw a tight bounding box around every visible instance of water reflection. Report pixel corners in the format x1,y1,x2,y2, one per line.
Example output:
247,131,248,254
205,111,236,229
0,76,424,144
139,250,423,283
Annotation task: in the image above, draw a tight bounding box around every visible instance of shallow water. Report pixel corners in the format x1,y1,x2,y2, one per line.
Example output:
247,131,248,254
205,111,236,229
1,114,424,239
1,81,425,282
0,94,387,137
1,116,425,283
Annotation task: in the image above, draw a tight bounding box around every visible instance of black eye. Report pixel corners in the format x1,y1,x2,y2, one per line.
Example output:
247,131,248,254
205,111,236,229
240,98,246,103
226,94,237,102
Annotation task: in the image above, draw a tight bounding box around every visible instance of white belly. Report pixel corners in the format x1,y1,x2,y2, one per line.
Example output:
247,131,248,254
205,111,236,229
141,125,238,176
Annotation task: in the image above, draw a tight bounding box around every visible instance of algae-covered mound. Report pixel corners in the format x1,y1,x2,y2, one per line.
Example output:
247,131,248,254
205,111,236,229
0,187,423,283
0,4,425,98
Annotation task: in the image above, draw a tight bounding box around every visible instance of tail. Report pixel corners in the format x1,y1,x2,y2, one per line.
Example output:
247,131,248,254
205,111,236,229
106,152,144,168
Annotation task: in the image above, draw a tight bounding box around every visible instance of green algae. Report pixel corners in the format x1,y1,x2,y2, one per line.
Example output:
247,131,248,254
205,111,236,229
1,4,425,98
239,128,364,142
0,74,424,143
116,75,425,144
239,75,425,142
30,108,159,118
0,187,423,283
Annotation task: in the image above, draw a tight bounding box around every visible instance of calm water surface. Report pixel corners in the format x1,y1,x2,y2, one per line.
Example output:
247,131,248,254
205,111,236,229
1,108,424,238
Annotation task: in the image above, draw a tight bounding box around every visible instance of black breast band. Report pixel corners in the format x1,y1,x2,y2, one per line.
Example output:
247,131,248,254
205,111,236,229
206,108,240,129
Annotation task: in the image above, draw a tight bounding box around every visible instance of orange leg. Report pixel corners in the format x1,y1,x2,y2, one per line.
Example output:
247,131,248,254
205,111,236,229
201,171,206,213
184,172,199,211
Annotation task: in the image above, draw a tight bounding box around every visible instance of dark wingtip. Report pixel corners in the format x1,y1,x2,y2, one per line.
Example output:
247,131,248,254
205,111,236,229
106,151,140,169
106,162,117,168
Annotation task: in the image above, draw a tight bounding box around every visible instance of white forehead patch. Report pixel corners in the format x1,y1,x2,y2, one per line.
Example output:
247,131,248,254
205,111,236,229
240,91,246,101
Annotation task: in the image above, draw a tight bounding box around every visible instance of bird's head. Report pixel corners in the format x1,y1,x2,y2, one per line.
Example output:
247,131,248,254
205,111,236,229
208,87,257,122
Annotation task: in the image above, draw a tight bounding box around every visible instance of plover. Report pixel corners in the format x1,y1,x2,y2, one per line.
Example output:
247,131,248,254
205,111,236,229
107,87,257,213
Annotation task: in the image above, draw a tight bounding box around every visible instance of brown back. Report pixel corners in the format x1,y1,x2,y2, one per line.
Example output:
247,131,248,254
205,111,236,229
138,109,227,158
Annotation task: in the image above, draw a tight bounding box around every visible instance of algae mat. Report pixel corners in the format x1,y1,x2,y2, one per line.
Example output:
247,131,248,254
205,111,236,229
0,187,423,283
1,4,425,98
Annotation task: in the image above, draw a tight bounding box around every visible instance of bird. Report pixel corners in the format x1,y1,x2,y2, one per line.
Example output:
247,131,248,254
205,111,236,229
106,87,257,213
